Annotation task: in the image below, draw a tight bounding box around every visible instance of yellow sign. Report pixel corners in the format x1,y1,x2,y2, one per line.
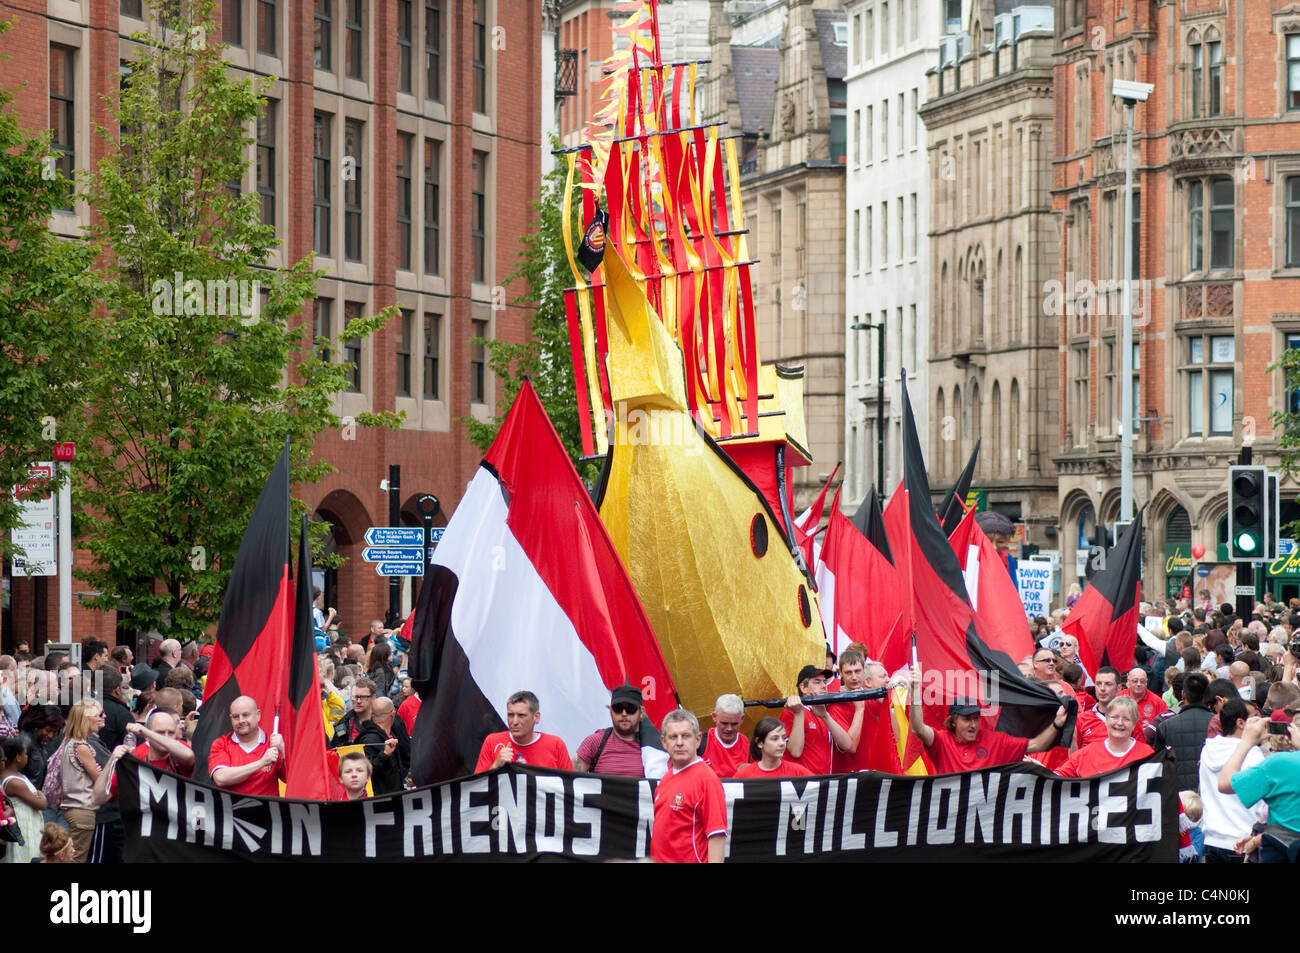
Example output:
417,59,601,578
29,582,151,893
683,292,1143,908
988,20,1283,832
1267,550,1300,577
1164,546,1194,576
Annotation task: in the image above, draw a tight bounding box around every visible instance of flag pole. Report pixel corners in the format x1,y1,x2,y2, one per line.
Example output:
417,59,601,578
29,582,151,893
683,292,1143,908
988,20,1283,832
742,687,890,708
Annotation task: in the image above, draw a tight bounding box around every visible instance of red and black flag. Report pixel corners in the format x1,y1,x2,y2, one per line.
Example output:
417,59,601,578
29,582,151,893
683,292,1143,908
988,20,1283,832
192,443,292,780
1062,509,1145,677
937,439,980,536
887,386,1072,742
283,514,339,799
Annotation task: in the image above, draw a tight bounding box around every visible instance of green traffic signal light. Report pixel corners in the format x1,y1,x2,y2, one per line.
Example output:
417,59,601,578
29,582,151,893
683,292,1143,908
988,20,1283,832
1236,532,1260,553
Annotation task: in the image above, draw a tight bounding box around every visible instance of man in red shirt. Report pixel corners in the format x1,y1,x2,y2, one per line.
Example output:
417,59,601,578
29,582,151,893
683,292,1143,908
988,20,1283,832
474,690,573,772
908,668,1066,774
828,649,882,772
651,708,726,863
1056,695,1154,778
781,665,861,775
1117,667,1168,731
92,710,196,805
209,695,286,797
699,694,751,778
1075,667,1143,748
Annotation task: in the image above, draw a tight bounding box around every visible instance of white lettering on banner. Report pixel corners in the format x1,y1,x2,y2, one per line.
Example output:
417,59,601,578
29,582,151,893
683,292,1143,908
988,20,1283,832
534,774,566,854
363,798,396,858
1059,780,1092,842
722,780,745,858
873,778,899,847
497,772,528,852
136,768,178,839
926,777,961,845
1096,768,1129,844
49,884,152,934
839,778,866,850
820,780,839,852
966,772,999,841
403,789,435,856
777,779,820,855
571,777,602,856
1134,762,1163,843
634,778,654,857
1002,773,1035,844
459,774,491,853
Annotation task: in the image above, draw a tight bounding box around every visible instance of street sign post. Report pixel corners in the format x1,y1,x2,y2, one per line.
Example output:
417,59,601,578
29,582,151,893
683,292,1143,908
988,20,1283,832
375,562,424,576
364,527,425,547
362,546,425,563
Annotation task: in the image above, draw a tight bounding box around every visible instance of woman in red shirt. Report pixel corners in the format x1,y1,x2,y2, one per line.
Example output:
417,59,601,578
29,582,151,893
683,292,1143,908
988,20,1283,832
732,718,813,779
1056,695,1154,778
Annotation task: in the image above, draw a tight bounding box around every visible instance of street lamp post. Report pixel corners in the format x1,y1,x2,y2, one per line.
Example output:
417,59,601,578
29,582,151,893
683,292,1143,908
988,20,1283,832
851,321,886,494
1112,79,1153,524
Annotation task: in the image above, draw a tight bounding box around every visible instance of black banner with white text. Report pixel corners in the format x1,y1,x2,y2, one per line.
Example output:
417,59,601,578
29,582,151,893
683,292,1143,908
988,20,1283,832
117,753,1178,862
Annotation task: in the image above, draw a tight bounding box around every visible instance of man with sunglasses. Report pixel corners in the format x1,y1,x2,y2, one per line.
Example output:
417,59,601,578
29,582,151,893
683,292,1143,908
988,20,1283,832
575,684,652,778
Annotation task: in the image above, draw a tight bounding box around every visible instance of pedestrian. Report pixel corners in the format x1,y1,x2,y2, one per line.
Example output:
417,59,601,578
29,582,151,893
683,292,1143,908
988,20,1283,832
0,735,47,864
57,700,107,864
651,709,726,863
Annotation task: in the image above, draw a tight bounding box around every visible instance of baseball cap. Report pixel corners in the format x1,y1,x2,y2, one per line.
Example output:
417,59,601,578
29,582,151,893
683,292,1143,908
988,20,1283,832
610,684,643,708
129,663,156,692
797,665,834,686
948,698,981,716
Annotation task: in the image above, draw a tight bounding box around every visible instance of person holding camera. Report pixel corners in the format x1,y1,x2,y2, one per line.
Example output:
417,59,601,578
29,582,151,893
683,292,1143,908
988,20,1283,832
1217,713,1300,863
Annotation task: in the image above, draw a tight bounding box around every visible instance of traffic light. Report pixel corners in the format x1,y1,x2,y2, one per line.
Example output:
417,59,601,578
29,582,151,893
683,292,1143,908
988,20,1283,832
1228,465,1268,561
1267,473,1280,561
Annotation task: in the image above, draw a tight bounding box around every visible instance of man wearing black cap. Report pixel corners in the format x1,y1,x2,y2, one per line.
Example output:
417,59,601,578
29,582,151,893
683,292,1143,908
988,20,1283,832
909,668,1066,773
129,663,157,718
780,664,862,775
575,684,652,778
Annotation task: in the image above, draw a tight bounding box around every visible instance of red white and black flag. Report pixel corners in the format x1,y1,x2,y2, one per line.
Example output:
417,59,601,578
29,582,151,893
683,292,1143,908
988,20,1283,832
885,386,1072,741
407,382,678,785
192,442,292,780
1062,509,1145,677
937,439,980,536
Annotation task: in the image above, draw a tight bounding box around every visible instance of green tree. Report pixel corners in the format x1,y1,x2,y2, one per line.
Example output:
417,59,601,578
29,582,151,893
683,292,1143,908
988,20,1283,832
464,141,596,481
0,21,100,560
73,4,400,641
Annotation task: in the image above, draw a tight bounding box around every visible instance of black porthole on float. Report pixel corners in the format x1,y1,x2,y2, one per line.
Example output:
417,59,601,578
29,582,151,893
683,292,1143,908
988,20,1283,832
750,514,768,557
798,585,811,627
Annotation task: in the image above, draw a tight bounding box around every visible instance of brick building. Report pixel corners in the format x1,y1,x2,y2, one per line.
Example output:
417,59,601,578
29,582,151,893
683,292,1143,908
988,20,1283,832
1052,0,1300,599
2,0,540,653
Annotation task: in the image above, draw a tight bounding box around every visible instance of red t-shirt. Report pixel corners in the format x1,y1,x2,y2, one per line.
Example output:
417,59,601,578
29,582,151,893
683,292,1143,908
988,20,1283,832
474,731,573,772
1116,689,1168,727
701,727,750,779
780,707,833,775
1075,690,1097,711
397,694,421,735
927,725,1029,774
1075,707,1145,747
1055,738,1155,779
1027,746,1070,772
208,730,285,797
829,700,884,772
110,741,193,798
651,758,726,863
732,760,813,779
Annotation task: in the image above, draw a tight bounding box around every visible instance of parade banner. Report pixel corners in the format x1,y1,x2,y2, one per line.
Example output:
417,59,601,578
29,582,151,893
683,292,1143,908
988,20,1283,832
118,752,1178,863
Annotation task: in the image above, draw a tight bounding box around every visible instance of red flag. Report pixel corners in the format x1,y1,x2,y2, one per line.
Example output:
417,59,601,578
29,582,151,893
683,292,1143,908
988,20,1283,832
884,387,1072,742
192,443,294,781
1061,509,1145,677
949,507,1035,666
815,485,905,661
284,514,342,799
793,463,839,569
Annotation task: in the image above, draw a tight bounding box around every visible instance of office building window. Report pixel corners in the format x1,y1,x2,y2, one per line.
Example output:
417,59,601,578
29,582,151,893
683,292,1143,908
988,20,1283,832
396,309,412,397
909,193,918,258
1070,345,1089,445
471,319,488,404
1289,35,1300,111
865,105,872,162
472,0,487,113
424,139,441,275
852,109,860,165
345,0,364,79
880,200,888,264
1187,177,1233,273
49,45,75,210
344,301,362,392
396,132,412,270
344,119,363,261
257,101,276,229
1287,176,1300,267
122,0,143,17
425,1,442,102
314,298,333,362
223,0,242,45
315,0,332,71
471,150,487,282
1185,334,1234,436
313,113,331,255
423,313,440,399
397,0,412,93
257,0,277,56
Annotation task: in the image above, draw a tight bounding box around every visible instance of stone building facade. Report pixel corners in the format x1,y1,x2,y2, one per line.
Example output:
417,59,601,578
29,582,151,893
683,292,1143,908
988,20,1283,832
919,2,1061,542
1052,0,1300,601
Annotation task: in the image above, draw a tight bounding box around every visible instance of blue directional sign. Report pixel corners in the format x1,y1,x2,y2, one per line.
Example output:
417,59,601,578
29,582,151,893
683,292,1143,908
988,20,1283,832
362,546,425,563
429,528,445,543
375,562,424,576
365,526,425,547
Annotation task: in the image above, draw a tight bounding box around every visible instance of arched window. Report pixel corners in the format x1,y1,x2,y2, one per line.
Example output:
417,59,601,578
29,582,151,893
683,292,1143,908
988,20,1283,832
1010,378,1021,475
970,381,982,460
935,389,946,477
1013,246,1023,343
994,250,1003,346
951,384,962,475
991,380,1002,475
938,260,948,351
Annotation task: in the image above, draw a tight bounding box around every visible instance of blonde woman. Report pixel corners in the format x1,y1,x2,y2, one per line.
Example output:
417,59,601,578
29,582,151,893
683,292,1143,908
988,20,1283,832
58,700,106,864
319,656,345,740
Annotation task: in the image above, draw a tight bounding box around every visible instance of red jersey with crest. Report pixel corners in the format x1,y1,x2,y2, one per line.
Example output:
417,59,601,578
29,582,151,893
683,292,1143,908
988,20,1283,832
651,758,726,863
474,732,572,772
780,707,833,775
